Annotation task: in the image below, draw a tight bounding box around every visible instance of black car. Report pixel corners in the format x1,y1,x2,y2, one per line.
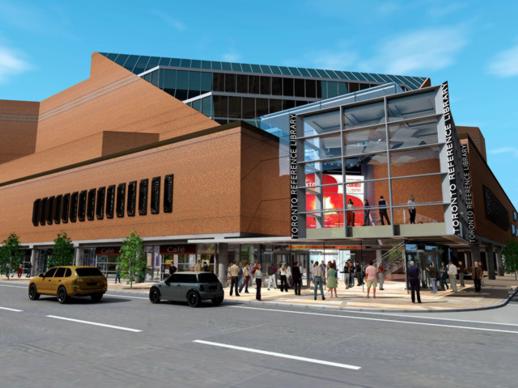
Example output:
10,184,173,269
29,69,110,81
149,272,224,307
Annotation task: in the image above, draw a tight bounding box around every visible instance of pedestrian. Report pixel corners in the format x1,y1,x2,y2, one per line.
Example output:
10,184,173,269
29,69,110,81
472,260,483,292
291,261,302,295
202,261,210,272
347,261,355,288
229,261,240,296
347,199,355,226
407,261,422,303
378,195,391,225
439,264,449,291
17,263,23,278
327,262,338,298
458,260,466,287
427,262,438,294
311,261,325,301
26,262,32,278
408,195,416,224
267,263,277,290
194,260,202,272
365,260,378,298
377,262,385,291
447,261,458,293
254,263,263,301
363,199,371,226
279,263,289,292
114,264,121,284
355,262,364,286
239,263,250,294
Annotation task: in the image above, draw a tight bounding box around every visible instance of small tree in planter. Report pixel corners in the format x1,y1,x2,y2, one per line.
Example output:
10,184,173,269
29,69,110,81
118,232,145,288
0,233,23,279
48,233,74,268
503,241,518,280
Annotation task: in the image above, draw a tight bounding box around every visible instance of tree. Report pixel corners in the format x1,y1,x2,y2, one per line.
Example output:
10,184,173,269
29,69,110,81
0,234,23,279
48,233,74,268
503,241,518,280
118,232,146,288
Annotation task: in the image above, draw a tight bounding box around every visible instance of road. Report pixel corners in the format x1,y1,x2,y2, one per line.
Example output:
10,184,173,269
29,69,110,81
1,281,518,388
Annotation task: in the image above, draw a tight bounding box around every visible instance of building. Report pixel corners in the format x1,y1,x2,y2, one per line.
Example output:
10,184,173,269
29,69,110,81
0,52,516,282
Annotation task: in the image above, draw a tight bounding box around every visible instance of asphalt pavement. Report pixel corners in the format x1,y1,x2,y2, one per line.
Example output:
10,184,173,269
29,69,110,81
1,281,518,388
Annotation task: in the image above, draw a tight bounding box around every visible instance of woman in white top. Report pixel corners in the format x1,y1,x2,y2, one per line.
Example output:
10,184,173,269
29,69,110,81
254,264,263,301
279,264,289,292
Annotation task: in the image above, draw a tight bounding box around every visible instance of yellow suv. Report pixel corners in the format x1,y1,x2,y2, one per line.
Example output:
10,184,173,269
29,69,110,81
28,266,107,304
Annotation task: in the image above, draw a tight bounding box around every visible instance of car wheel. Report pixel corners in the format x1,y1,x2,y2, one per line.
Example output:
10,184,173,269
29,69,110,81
57,286,68,304
187,291,201,307
149,287,161,304
212,296,224,306
90,293,103,303
28,284,40,300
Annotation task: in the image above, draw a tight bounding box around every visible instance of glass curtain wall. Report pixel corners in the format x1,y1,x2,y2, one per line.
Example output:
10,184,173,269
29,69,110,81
299,90,446,231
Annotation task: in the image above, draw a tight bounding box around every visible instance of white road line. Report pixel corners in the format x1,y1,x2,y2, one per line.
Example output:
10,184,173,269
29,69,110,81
0,284,27,289
46,315,142,333
193,340,361,371
0,306,23,312
105,293,149,300
231,306,518,335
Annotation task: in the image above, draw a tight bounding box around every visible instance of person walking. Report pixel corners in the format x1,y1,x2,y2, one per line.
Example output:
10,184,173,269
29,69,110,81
458,260,466,287
355,262,364,286
447,261,458,293
291,261,302,295
229,261,240,296
363,199,371,226
347,261,355,288
365,261,378,298
407,261,422,303
472,261,483,292
239,263,250,294
267,263,277,290
427,262,438,294
254,264,263,301
439,264,449,291
279,263,289,292
327,262,338,298
378,196,391,225
17,264,23,278
311,261,325,300
408,195,416,224
114,264,121,284
26,262,32,278
377,263,385,291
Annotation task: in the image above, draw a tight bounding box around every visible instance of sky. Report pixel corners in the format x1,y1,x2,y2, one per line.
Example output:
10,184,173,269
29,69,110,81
0,0,517,206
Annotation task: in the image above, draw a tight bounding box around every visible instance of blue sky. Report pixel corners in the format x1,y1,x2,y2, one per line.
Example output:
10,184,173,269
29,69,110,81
0,0,517,206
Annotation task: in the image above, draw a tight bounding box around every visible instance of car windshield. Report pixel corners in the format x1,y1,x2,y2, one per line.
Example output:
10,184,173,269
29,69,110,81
75,267,103,277
198,273,219,283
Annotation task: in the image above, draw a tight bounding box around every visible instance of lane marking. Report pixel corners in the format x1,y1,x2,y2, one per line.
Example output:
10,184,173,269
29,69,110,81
0,284,27,289
193,340,361,370
46,315,142,333
105,293,149,300
0,306,23,312
231,306,518,335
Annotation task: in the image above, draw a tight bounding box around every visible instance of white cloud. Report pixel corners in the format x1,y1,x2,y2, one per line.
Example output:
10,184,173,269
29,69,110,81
0,45,31,83
221,52,241,62
362,26,468,74
488,44,518,77
489,147,518,158
149,10,186,32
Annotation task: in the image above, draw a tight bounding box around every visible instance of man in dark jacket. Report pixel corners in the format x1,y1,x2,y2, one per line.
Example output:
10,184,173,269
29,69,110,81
407,261,422,303
291,261,302,295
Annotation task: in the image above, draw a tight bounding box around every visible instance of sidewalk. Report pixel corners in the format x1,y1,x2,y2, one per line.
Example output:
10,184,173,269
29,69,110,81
2,274,516,312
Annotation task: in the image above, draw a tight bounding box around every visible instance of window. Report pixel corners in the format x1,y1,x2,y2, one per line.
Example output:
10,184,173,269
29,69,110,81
87,189,96,221
106,185,115,219
249,75,260,94
213,95,228,118
70,192,78,223
305,79,317,98
213,73,224,91
236,74,248,93
483,185,510,230
343,102,385,129
75,267,103,277
295,79,305,97
272,77,282,95
44,268,57,278
260,76,271,95
64,268,72,277
242,98,255,118
54,267,66,277
32,199,41,226
164,174,174,213
62,194,70,223
176,274,197,283
344,127,387,156
283,78,294,96
304,110,340,137
116,183,126,218
388,92,436,121
390,146,441,177
151,177,161,214
224,74,236,93
78,191,87,222
198,273,219,283
46,196,54,225
256,98,269,116
269,99,282,114
304,134,342,161
96,187,106,220
54,195,62,224
139,179,149,216
39,197,47,225
127,181,137,217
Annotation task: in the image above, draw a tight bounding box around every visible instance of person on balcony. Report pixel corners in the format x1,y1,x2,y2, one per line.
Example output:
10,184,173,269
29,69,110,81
378,196,391,225
408,195,417,224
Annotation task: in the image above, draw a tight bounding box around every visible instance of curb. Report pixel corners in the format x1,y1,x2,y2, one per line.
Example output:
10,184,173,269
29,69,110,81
228,286,518,314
